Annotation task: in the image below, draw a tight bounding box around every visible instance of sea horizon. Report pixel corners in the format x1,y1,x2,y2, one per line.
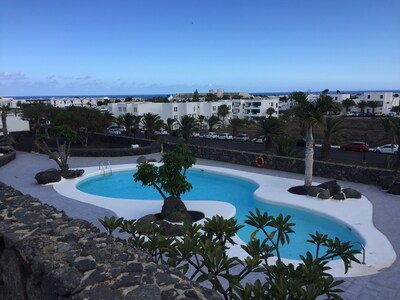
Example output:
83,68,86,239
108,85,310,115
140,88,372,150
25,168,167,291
4,89,400,99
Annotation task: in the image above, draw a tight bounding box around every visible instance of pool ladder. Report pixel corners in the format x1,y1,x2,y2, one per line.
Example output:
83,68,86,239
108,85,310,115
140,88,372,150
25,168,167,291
99,160,113,176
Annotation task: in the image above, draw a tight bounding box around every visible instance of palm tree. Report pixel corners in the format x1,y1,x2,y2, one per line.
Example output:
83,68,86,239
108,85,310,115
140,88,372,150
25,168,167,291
117,113,135,136
1,105,9,137
320,117,347,161
178,115,199,143
380,117,400,168
342,98,355,113
266,107,276,117
289,91,341,187
229,118,245,137
257,116,283,151
206,115,221,130
197,115,206,133
357,101,367,114
165,118,176,133
141,113,163,138
217,104,230,127
366,100,381,115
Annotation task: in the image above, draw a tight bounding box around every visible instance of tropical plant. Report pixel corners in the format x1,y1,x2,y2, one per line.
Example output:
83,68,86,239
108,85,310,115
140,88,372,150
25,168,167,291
0,105,9,137
133,140,196,200
342,98,355,113
266,107,276,117
22,103,59,138
366,100,381,115
192,89,200,102
205,93,217,102
321,117,347,161
53,106,108,146
218,104,230,126
165,118,176,133
141,112,164,138
257,116,283,150
99,208,360,299
206,115,221,130
229,117,245,137
380,117,400,168
178,115,199,143
35,125,77,172
117,113,136,136
272,135,297,156
357,101,367,114
197,115,207,132
289,91,341,187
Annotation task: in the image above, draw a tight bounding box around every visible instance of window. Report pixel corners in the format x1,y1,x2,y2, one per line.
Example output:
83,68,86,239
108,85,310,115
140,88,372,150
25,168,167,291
270,102,273,106
212,106,216,111
123,107,127,112
118,107,122,112
193,107,195,111
380,95,383,99
174,107,178,112
367,95,371,99
134,108,137,112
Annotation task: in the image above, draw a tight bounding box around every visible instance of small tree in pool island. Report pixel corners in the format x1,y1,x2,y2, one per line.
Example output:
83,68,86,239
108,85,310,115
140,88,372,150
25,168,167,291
133,140,197,222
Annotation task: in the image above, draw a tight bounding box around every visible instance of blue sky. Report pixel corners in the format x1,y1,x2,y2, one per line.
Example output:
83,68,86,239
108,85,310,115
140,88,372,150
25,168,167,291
1,0,399,96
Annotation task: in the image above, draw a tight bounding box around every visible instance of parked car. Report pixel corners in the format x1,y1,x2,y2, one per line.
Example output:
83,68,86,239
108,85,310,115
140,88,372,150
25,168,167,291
233,134,250,142
204,132,218,139
374,144,399,154
107,127,122,135
190,132,200,138
252,136,265,144
218,133,233,140
155,129,169,135
339,141,369,152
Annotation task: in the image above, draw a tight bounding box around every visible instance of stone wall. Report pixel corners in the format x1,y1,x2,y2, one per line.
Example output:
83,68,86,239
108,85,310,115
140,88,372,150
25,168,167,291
0,147,16,167
0,182,220,300
163,143,396,187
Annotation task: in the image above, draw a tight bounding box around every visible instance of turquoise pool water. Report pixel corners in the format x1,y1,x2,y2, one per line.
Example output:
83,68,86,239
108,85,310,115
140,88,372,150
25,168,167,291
77,168,363,259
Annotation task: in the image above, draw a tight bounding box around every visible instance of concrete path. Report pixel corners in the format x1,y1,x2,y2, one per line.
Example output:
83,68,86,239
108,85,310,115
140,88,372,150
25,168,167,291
1,151,399,299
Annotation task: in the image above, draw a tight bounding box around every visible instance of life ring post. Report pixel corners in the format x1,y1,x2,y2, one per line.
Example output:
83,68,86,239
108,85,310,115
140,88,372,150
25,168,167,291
255,156,265,168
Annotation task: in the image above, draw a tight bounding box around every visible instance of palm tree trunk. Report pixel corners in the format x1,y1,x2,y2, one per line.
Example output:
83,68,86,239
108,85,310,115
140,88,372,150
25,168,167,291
304,125,314,188
1,109,8,137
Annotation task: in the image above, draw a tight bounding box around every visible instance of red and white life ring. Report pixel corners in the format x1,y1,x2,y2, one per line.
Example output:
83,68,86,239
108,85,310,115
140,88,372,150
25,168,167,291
255,156,265,168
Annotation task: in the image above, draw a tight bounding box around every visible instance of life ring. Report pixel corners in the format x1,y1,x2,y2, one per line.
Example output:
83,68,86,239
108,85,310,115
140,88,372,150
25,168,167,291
255,156,265,168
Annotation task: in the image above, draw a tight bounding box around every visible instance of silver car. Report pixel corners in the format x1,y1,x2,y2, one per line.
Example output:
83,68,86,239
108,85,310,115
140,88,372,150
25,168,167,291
233,134,250,142
374,144,399,154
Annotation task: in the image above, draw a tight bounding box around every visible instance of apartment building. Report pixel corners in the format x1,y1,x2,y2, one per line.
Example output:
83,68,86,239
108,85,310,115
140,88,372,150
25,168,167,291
232,97,279,120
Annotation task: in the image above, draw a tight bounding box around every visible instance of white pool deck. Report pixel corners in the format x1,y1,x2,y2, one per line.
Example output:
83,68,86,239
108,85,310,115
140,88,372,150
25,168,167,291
2,151,400,299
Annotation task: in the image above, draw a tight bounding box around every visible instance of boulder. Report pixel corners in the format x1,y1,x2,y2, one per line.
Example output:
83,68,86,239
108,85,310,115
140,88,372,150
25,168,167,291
137,214,157,225
317,180,341,196
331,192,346,200
388,181,400,195
164,211,192,223
35,170,62,184
317,189,331,200
156,220,183,237
161,196,189,223
342,188,362,199
147,158,158,163
288,185,308,195
307,186,325,197
61,169,85,179
0,135,15,146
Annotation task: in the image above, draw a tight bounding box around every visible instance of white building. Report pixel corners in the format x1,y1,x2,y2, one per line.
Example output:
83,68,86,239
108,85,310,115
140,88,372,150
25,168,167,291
362,92,399,115
232,97,279,120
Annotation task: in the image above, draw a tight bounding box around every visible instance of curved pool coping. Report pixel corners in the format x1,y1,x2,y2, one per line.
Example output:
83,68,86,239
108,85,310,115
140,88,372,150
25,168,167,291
53,163,396,277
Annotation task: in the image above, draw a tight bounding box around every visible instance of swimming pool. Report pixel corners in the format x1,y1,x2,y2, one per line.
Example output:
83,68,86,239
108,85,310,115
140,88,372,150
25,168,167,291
54,163,396,276
77,168,363,260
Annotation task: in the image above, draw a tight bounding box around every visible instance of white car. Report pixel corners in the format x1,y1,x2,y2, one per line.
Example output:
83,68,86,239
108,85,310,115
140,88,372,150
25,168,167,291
204,132,218,139
218,133,233,140
233,134,250,142
252,136,265,144
374,144,399,154
190,132,200,138
107,128,122,135
155,129,169,135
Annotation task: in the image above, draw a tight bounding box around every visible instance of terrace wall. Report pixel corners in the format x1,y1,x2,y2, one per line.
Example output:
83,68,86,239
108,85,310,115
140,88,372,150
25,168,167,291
0,182,220,300
163,143,396,187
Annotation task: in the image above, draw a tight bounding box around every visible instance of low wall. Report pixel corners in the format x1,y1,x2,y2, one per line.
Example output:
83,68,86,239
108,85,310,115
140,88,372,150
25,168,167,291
69,146,153,157
0,147,16,167
0,182,220,300
163,143,396,186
